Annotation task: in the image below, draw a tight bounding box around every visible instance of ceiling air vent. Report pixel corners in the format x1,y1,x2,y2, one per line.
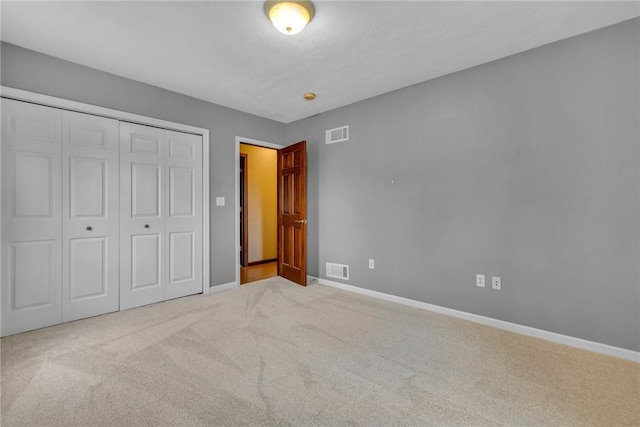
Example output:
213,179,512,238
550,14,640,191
326,262,349,280
325,125,349,144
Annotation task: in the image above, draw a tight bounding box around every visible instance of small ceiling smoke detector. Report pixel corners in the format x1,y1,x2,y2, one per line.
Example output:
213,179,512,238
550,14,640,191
265,1,314,35
303,92,316,100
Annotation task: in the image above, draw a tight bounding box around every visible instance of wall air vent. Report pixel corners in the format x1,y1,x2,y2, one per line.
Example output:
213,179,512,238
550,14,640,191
325,125,349,144
326,262,349,280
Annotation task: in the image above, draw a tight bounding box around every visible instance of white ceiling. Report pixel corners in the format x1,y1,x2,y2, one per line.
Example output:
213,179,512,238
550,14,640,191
1,1,638,123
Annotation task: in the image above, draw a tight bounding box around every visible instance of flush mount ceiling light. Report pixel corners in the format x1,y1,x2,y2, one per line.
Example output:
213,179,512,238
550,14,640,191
303,92,316,100
265,1,314,35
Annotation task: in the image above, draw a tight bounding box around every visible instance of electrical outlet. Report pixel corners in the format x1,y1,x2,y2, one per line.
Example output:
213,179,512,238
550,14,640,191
476,274,485,287
369,259,375,269
492,276,501,290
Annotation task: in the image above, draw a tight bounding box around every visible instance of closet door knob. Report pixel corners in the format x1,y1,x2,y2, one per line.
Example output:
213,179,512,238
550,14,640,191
144,224,150,229
86,226,93,231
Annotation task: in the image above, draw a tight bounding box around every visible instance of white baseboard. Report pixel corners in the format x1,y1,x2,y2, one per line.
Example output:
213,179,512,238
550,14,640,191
208,281,238,293
319,278,640,363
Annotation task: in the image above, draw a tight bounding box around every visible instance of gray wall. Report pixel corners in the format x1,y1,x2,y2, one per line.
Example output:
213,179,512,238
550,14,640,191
1,42,285,287
286,19,640,351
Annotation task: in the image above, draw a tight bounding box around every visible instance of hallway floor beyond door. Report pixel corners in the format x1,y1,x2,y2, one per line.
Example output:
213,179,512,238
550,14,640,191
241,261,277,284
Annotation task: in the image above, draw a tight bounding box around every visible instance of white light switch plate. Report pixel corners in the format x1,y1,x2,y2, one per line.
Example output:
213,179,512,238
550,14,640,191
476,274,485,287
216,197,225,206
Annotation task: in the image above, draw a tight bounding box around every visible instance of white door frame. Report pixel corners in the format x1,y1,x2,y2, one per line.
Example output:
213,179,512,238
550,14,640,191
0,86,211,303
234,136,284,286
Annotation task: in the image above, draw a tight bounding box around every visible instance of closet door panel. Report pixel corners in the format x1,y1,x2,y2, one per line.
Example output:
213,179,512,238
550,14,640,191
132,162,161,217
131,233,162,290
62,110,119,322
169,166,194,216
69,156,106,218
1,99,62,336
120,122,165,310
14,153,54,217
169,231,194,283
69,237,106,299
165,130,203,300
11,240,56,309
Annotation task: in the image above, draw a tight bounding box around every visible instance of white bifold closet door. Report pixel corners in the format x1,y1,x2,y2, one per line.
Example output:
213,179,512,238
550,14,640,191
1,100,63,335
1,99,204,335
62,110,120,322
1,100,120,335
119,122,202,310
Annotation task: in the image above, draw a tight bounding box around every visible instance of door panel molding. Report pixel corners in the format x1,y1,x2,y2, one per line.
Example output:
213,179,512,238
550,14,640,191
12,152,55,218
69,236,107,301
10,240,56,310
69,156,107,219
169,231,195,283
169,166,195,217
131,162,162,218
131,233,162,290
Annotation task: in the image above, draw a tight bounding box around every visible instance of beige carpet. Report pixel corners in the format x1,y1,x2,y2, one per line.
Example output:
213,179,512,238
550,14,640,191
1,277,638,426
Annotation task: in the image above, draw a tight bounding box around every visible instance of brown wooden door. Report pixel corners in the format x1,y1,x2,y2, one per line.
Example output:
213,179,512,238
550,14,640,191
277,141,307,286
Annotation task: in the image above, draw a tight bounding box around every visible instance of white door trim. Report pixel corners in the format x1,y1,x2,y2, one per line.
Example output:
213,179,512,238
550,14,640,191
235,136,284,286
1,86,211,296
1,87,207,135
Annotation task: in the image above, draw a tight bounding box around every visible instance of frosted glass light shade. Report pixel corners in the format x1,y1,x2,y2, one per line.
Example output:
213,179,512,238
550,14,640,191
266,1,314,35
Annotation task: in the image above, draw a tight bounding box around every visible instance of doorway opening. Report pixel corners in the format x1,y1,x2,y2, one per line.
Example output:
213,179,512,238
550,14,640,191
239,142,278,284
235,136,308,287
